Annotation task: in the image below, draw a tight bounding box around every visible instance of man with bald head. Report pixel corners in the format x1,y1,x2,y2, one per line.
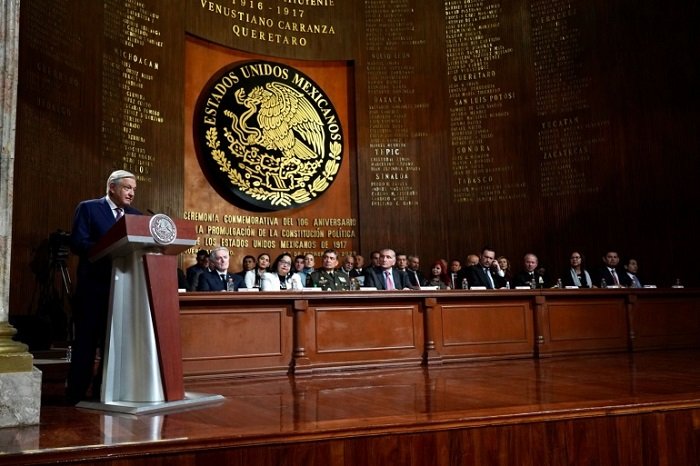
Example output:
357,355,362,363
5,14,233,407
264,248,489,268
513,253,549,288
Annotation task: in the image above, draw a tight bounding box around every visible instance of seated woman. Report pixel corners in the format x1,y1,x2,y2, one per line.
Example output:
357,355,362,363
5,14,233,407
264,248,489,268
244,252,270,289
496,256,513,284
427,259,450,289
260,252,304,291
561,251,593,288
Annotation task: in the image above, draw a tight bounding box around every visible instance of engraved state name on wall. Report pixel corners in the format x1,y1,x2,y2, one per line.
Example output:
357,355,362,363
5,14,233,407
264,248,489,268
193,60,344,211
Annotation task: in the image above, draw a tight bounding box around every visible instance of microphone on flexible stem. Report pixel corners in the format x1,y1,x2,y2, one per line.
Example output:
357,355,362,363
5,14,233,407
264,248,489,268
147,209,157,215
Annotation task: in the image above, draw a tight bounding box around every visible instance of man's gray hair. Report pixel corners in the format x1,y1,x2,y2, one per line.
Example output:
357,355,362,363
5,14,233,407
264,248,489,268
106,170,136,194
209,246,229,260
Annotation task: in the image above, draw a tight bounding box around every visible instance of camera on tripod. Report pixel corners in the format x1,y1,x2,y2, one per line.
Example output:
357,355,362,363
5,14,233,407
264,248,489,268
49,230,71,264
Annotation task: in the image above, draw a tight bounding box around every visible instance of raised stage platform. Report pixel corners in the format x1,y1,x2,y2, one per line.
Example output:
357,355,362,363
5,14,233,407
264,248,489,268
3,349,700,465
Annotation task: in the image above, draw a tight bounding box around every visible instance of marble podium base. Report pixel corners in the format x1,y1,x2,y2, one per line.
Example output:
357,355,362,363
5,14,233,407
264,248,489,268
0,367,42,427
76,392,225,415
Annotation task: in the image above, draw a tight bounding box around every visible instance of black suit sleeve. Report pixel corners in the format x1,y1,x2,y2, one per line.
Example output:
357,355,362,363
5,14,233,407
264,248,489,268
232,274,245,291
364,270,379,288
396,270,412,289
455,268,470,289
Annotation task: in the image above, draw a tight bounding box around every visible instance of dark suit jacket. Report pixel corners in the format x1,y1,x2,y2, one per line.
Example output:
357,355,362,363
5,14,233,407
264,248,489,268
513,270,544,288
197,270,245,291
306,269,350,290
186,264,210,291
465,266,506,289
592,266,632,287
406,269,428,287
365,267,412,290
455,265,474,290
71,197,142,303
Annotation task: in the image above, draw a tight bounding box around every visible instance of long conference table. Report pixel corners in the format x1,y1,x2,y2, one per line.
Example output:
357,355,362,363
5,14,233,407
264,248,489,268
179,287,700,379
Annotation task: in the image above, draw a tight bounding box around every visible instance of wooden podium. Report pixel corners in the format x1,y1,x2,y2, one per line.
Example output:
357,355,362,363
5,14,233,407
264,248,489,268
77,214,223,414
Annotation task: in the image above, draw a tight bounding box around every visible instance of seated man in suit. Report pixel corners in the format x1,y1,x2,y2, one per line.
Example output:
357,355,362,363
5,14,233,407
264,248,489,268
235,255,256,279
307,249,350,290
303,253,316,277
462,247,506,289
465,254,479,267
349,254,365,286
365,250,382,276
406,255,428,287
364,248,413,290
513,253,548,288
447,259,462,289
396,253,409,273
341,254,355,274
185,249,210,291
624,257,643,288
592,250,632,287
197,246,244,291
293,254,308,286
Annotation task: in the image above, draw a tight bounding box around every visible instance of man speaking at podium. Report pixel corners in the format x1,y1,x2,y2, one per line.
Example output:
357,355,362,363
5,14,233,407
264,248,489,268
66,170,141,405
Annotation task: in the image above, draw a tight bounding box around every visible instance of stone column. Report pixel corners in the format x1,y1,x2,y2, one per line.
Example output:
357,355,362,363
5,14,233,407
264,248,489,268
0,0,41,427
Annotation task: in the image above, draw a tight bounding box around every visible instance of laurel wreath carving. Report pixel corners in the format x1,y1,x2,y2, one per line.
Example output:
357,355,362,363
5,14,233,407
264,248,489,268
206,127,341,207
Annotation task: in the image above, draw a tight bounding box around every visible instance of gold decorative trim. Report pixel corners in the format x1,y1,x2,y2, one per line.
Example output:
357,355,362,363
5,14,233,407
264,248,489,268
0,322,33,373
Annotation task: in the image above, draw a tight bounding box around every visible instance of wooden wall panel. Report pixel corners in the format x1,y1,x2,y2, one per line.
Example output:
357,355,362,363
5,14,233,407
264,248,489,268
539,295,629,356
300,300,424,372
632,294,700,350
315,306,419,352
180,304,293,377
12,1,186,329
177,289,700,378
434,299,535,361
10,0,700,339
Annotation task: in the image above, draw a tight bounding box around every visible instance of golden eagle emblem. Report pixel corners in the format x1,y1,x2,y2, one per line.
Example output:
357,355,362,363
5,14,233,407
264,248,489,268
195,61,343,211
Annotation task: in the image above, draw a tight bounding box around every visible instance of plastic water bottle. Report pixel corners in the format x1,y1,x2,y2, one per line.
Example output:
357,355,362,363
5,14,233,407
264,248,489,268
66,346,72,362
601,278,607,288
462,278,469,290
556,278,563,288
226,276,236,292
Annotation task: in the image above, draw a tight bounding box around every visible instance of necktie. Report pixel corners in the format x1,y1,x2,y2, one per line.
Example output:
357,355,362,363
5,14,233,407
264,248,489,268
632,275,641,288
220,274,226,282
115,207,123,220
483,268,494,289
385,271,395,290
611,269,620,285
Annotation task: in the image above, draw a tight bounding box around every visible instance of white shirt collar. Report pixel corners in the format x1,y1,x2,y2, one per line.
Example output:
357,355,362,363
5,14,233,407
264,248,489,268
105,195,118,210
